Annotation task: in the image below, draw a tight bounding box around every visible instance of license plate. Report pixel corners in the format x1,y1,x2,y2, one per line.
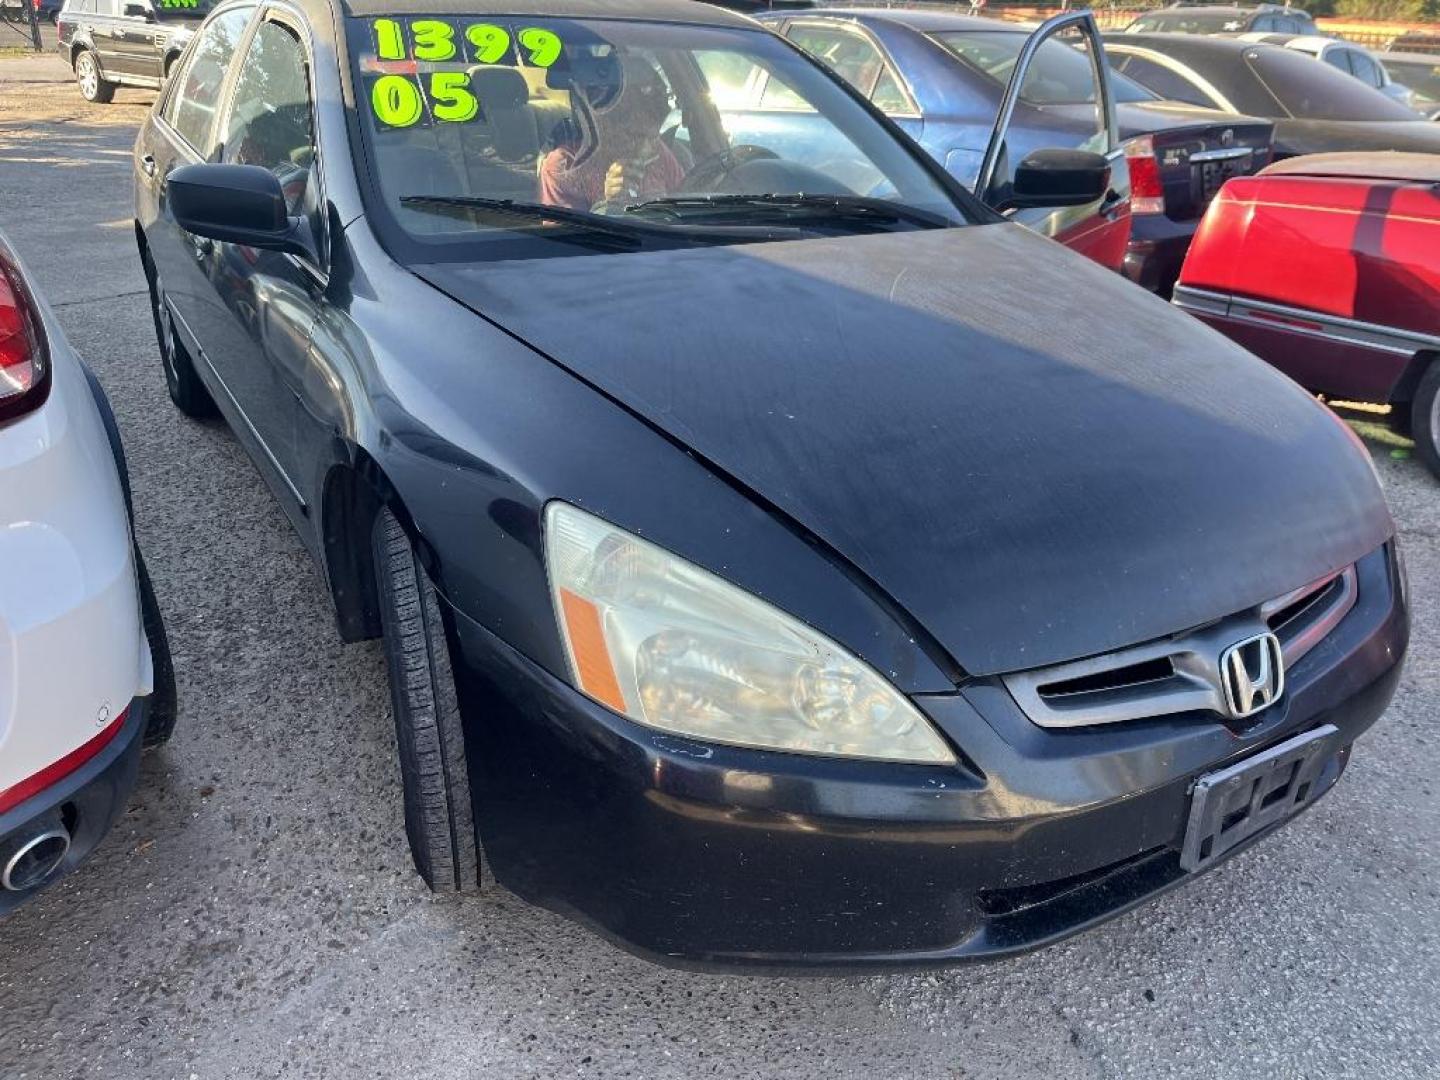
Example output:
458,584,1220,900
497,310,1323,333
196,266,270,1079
1180,724,1339,873
1198,152,1252,201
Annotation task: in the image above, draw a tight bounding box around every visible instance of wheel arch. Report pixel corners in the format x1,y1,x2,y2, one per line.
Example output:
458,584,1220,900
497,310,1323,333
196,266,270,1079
1388,348,1438,409
70,37,96,69
319,447,428,644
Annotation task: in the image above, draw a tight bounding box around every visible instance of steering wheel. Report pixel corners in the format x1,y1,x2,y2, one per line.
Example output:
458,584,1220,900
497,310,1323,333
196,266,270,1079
680,144,780,193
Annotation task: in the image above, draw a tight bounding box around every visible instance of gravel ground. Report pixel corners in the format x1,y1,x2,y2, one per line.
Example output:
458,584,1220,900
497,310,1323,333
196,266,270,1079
0,53,1436,1080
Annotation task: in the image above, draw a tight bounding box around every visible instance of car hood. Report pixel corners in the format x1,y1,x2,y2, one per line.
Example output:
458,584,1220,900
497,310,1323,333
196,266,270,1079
414,223,1392,676
1274,118,1440,157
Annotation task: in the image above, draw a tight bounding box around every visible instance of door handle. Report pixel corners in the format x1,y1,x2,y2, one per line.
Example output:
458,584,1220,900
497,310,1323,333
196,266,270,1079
140,153,156,177
1099,189,1127,219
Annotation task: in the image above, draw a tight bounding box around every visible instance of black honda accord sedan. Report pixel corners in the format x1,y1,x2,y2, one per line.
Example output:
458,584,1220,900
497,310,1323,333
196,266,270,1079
133,0,1407,969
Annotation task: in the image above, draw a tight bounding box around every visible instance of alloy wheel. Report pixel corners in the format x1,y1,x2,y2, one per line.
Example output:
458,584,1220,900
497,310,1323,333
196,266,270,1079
76,54,98,101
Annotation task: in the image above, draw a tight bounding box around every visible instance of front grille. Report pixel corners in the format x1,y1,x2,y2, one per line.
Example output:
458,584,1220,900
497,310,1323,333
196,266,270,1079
1004,565,1357,730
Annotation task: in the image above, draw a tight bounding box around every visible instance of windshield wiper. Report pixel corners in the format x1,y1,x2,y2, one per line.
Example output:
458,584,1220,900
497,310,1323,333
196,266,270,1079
623,194,956,231
398,195,646,251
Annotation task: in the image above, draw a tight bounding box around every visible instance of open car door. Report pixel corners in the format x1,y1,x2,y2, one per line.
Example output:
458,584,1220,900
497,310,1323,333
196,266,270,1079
975,11,1131,271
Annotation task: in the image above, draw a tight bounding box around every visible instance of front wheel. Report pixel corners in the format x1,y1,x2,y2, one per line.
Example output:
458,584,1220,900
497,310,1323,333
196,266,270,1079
74,50,115,104
373,509,482,893
1411,360,1440,481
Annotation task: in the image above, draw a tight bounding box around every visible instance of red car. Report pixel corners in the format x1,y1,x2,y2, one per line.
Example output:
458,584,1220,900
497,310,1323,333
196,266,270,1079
1174,152,1440,478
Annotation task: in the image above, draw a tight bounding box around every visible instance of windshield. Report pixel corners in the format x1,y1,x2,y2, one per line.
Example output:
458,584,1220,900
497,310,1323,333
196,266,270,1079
930,30,1155,105
1244,45,1421,120
1127,12,1248,33
347,15,972,256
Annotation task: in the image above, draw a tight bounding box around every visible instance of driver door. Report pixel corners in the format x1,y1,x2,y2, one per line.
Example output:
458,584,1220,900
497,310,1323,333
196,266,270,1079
975,12,1130,271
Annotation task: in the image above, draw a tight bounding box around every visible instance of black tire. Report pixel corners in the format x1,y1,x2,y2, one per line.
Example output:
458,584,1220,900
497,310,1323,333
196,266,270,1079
136,549,180,748
1412,361,1440,481
74,49,115,104
373,509,481,893
141,247,217,418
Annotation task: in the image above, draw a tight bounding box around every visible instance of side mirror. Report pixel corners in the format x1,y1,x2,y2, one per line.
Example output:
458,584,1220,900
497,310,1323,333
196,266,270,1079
167,163,314,259
123,2,155,20
1001,148,1112,212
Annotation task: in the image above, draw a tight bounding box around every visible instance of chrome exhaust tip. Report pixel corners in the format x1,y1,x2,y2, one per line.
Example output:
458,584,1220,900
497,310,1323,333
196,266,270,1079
1,817,71,892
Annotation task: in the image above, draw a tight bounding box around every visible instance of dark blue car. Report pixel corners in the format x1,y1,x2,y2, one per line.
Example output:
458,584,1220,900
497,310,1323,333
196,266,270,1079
753,7,1274,292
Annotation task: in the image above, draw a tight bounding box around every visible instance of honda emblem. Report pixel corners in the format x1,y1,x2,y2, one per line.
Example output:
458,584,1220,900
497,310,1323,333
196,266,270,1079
1219,633,1284,719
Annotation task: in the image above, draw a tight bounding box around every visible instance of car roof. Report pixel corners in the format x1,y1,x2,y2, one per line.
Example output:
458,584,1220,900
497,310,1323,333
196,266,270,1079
338,0,754,27
768,7,1021,33
1262,151,1440,184
1284,34,1340,51
1105,31,1259,55
1145,5,1256,12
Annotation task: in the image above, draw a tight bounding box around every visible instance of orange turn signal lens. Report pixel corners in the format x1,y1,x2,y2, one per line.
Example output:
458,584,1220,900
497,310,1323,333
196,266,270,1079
557,588,627,714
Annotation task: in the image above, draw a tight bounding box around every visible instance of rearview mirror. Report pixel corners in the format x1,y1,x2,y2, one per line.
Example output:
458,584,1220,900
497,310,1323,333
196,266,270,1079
166,163,314,259
1001,149,1111,212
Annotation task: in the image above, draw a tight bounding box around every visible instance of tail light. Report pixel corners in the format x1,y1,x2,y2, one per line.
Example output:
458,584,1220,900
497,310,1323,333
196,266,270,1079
0,242,51,425
1123,135,1165,216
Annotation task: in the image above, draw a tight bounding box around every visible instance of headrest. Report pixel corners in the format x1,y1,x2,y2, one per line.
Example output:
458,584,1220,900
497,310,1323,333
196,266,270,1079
467,66,528,109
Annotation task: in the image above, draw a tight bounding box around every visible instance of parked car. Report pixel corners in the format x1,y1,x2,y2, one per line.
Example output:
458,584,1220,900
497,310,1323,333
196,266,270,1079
135,0,1406,969
0,0,63,24
1124,4,1317,36
0,232,177,916
1105,34,1440,157
1380,51,1440,116
753,8,1273,293
56,0,216,104
1176,152,1440,478
1239,33,1415,107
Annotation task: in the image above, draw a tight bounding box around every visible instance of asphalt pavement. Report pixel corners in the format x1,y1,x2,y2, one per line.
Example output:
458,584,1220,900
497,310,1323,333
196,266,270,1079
0,52,1437,1080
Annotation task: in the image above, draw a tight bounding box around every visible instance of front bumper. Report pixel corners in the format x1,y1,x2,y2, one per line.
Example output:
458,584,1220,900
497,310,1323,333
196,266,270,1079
0,698,145,917
449,544,1406,971
1123,213,1201,297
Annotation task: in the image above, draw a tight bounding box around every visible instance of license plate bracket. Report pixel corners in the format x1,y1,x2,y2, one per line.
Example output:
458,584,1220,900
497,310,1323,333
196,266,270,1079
1180,724,1339,873
1198,152,1253,202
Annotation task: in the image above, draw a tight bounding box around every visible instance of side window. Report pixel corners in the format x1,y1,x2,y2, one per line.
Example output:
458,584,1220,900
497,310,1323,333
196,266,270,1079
1251,16,1277,31
92,0,117,15
1349,51,1383,87
871,67,909,113
787,25,888,100
1324,49,1352,73
221,21,317,222
167,8,252,153
1116,54,1217,108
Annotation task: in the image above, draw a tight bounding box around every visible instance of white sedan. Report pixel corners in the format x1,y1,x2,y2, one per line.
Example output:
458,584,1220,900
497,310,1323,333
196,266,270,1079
0,232,175,914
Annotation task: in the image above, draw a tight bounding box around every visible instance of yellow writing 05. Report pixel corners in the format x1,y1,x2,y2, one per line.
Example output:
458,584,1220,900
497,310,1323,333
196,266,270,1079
370,72,480,127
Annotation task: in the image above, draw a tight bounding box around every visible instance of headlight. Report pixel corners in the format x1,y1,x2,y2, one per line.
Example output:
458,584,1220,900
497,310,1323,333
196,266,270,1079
544,502,955,764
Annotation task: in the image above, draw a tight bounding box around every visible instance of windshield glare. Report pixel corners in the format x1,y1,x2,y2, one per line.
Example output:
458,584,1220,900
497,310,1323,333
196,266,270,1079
347,16,969,250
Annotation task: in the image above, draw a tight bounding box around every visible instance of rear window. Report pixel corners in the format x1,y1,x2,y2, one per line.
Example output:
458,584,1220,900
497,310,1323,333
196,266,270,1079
1127,12,1249,33
930,30,1155,105
1244,45,1421,120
